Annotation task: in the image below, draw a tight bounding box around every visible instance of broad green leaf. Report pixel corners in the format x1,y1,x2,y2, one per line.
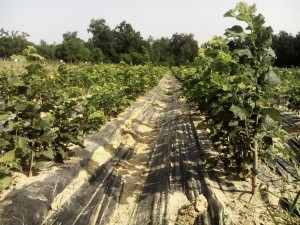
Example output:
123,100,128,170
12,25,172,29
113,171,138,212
261,108,280,121
0,176,12,191
34,161,50,169
236,13,251,25
214,62,231,73
14,101,27,111
225,26,247,40
223,9,235,17
228,121,239,127
9,121,24,130
253,14,265,30
222,85,229,91
237,82,247,90
230,104,250,120
259,70,281,88
10,54,27,63
0,138,10,148
227,25,244,33
88,111,105,120
13,136,30,151
40,150,55,160
39,130,58,142
234,49,253,58
33,116,51,130
0,113,10,121
0,150,15,163
247,33,257,42
29,53,45,61
7,76,24,87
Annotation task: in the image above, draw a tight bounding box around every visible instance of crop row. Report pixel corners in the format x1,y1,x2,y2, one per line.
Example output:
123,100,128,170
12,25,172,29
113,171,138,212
0,63,166,190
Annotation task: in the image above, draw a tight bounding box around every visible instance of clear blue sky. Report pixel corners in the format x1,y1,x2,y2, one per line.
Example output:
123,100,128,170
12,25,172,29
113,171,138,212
1,0,300,45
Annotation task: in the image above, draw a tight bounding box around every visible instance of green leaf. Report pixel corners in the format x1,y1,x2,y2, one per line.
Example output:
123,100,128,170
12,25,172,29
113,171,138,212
0,138,10,148
247,33,257,42
34,161,50,169
234,49,253,58
0,150,15,163
259,70,281,88
39,130,58,142
0,113,10,121
10,54,27,63
14,101,27,111
236,13,251,24
40,150,55,160
228,121,239,127
261,108,280,121
0,176,12,191
7,76,25,86
223,9,235,17
225,26,247,40
88,111,105,120
237,82,247,90
230,104,250,120
253,14,265,29
33,116,51,130
14,136,30,151
9,120,24,130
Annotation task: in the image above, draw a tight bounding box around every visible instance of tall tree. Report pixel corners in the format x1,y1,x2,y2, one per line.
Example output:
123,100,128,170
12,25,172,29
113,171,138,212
87,19,116,62
55,31,91,63
169,33,199,66
0,29,31,58
272,31,298,67
36,40,56,60
114,21,149,64
149,37,172,66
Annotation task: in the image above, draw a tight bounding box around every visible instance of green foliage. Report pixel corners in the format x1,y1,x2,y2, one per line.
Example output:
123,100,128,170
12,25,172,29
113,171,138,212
272,31,300,67
0,28,31,58
0,62,165,188
174,2,291,184
169,33,199,66
10,46,45,62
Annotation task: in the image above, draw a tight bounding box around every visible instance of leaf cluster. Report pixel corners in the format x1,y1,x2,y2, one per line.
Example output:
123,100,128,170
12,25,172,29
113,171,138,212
174,2,291,176
0,62,166,190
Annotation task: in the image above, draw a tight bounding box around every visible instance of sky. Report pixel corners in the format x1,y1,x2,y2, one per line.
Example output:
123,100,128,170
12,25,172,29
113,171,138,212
1,0,300,45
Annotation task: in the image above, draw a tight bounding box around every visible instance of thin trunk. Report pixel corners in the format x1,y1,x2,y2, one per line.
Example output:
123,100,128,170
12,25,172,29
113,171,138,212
251,139,258,194
29,140,36,177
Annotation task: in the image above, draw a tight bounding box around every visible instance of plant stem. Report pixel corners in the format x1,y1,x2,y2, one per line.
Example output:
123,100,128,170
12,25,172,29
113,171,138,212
251,138,258,194
29,139,36,177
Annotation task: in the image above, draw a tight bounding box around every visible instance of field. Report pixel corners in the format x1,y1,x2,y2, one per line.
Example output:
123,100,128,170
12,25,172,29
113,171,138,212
0,2,300,225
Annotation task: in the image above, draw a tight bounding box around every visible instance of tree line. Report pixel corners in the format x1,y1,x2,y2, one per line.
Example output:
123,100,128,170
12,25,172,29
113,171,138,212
272,31,300,67
0,19,198,66
1,21,299,67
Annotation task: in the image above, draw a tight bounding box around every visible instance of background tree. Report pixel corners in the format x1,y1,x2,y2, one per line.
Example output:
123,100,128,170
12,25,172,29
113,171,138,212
0,29,31,58
87,19,116,62
36,40,56,60
169,33,199,66
149,37,172,66
272,31,300,67
55,31,91,63
113,21,149,64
